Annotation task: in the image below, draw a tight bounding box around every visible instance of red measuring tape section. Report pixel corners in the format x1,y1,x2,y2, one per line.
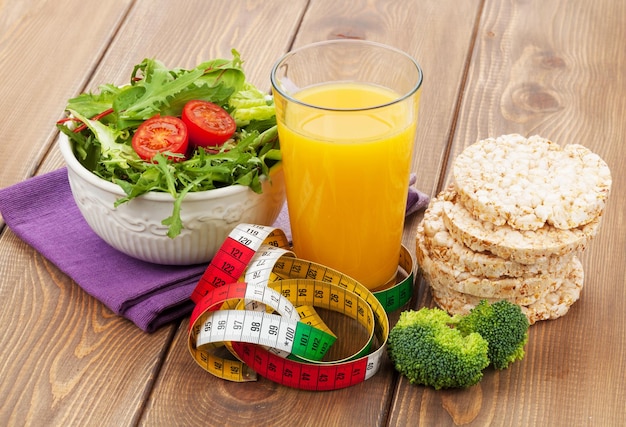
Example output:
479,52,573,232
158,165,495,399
188,223,415,390
190,225,291,303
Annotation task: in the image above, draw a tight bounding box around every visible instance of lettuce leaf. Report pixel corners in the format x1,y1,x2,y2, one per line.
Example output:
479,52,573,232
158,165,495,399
229,82,276,126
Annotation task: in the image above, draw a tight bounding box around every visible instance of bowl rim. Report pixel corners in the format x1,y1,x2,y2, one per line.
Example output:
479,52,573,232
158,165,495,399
57,131,271,201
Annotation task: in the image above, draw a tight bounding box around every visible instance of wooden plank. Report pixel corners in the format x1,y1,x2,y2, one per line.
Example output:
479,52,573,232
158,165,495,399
0,0,307,425
0,239,178,426
0,0,311,425
142,0,482,425
0,2,175,426
76,1,303,94
0,0,133,189
391,0,626,425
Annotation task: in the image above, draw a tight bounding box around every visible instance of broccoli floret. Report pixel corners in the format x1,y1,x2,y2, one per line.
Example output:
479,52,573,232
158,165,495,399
455,300,530,370
387,307,490,389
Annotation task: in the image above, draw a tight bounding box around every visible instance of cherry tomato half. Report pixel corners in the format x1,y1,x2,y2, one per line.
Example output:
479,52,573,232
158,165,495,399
182,100,236,148
132,115,189,161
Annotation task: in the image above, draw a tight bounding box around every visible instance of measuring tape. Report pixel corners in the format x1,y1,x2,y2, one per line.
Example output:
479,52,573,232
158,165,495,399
188,223,414,390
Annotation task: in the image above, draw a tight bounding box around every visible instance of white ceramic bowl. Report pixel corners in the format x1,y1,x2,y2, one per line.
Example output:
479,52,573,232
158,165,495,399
58,132,286,265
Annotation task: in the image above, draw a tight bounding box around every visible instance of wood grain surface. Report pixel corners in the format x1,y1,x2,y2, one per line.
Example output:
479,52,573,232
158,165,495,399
0,0,624,426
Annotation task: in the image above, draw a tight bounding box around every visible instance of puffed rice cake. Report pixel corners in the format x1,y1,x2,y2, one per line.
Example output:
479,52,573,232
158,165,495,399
452,134,612,231
441,187,600,265
421,189,575,277
428,256,584,325
417,218,572,306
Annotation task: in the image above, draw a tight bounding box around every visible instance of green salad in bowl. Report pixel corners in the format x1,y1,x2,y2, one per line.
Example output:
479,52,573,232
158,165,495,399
57,50,281,240
56,51,285,265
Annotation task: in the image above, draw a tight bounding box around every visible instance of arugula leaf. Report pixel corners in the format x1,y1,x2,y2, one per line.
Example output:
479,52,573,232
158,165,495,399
67,109,135,162
118,66,205,127
118,51,246,129
64,88,118,120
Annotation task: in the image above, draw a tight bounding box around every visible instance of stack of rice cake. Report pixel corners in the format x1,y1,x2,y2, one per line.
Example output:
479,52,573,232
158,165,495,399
416,134,612,324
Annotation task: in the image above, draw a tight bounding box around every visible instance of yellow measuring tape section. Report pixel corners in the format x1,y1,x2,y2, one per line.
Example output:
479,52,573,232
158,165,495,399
188,224,415,390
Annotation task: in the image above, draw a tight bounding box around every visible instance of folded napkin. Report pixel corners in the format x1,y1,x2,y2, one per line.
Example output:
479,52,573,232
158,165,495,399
0,168,430,332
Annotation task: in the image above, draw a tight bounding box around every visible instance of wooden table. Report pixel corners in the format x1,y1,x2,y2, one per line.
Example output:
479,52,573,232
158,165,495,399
1,1,624,425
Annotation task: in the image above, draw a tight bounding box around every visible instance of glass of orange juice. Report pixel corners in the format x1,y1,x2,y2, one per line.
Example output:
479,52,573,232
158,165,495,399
270,40,423,290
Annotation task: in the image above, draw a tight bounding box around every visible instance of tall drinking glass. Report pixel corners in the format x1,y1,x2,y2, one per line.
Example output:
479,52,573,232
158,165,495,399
271,40,423,290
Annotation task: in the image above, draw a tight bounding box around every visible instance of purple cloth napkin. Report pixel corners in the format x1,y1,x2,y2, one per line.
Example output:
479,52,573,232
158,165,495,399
0,168,430,332
406,173,430,216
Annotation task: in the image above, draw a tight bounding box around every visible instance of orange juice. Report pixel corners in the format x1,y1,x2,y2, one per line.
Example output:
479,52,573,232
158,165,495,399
275,82,419,289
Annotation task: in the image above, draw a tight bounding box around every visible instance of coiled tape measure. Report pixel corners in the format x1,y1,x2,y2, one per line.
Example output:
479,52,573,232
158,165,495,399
188,223,414,391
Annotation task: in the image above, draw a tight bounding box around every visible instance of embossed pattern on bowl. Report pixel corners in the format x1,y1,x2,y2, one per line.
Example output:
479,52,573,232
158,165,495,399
58,132,285,265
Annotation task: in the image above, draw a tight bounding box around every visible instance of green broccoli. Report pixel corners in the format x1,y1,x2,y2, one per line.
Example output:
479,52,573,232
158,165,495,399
387,307,490,389
455,300,529,370
387,300,530,389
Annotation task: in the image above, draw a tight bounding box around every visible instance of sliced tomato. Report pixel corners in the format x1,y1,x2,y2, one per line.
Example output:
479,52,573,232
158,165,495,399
132,115,188,161
182,100,236,148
